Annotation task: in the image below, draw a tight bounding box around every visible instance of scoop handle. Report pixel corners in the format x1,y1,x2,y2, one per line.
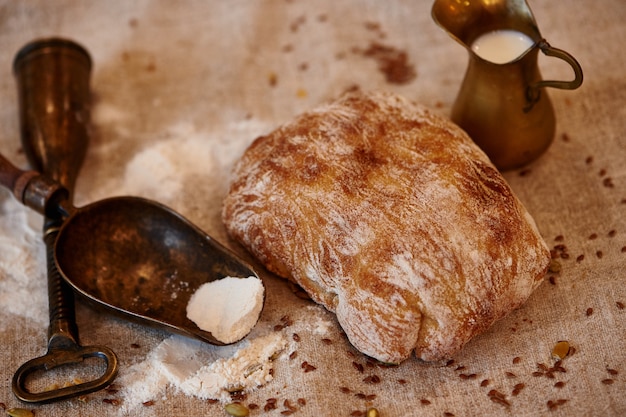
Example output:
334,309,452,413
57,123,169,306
13,37,92,197
0,152,68,217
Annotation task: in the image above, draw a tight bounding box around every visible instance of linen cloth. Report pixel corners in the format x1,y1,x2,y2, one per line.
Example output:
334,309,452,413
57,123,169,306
0,1,624,416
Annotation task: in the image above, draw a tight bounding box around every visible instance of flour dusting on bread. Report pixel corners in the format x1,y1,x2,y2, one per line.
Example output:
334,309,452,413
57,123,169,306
222,91,550,363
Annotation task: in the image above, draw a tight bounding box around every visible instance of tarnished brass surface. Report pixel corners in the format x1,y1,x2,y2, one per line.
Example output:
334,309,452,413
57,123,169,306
432,0,583,170
9,38,118,404
4,37,262,403
54,196,258,344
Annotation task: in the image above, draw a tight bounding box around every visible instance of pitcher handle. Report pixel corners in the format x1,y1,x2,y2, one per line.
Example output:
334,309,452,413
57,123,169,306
526,40,583,106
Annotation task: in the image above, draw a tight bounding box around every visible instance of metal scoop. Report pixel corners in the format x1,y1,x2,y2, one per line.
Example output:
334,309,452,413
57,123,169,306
3,38,262,401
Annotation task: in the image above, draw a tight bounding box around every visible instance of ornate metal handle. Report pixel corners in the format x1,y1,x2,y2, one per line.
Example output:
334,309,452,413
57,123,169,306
12,222,118,403
527,40,584,106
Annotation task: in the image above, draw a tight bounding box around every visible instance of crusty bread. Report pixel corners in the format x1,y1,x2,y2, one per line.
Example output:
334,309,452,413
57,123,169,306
222,91,550,363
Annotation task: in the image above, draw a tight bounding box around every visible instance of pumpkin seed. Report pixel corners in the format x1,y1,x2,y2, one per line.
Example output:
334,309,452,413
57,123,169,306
366,407,380,417
7,408,35,417
225,402,250,417
548,259,561,273
552,341,570,360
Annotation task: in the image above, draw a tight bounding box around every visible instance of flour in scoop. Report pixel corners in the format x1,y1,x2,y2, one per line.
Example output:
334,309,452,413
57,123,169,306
186,276,264,344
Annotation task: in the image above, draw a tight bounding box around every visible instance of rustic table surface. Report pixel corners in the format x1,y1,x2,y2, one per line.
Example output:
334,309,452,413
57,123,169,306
0,1,624,416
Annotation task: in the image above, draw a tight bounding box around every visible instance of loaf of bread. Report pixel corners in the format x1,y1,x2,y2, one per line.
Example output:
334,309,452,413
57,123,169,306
222,91,550,363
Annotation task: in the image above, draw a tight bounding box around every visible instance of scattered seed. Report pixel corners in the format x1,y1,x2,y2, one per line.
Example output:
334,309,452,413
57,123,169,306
350,411,364,417
576,254,585,262
142,400,155,406
444,412,455,417
596,251,604,259
301,361,317,372
225,403,249,417
297,398,306,406
363,374,381,384
264,398,278,411
321,338,333,345
617,301,625,310
548,260,562,273
352,361,365,373
589,233,598,240
554,235,565,242
561,133,570,142
289,351,298,360
505,371,516,378
586,307,594,316
280,410,295,416
549,276,557,285
248,403,259,410
292,333,301,342
607,368,619,376
480,379,490,387
7,409,35,417
585,156,593,164
608,230,617,237
602,378,615,385
488,389,510,407
554,381,566,388
552,341,571,360
420,398,431,405
398,379,407,384
340,387,352,394
513,356,521,364
283,399,297,411
366,407,380,417
102,398,120,406
547,399,568,410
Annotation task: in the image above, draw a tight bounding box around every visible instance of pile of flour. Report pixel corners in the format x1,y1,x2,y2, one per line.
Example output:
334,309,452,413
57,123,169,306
116,327,289,413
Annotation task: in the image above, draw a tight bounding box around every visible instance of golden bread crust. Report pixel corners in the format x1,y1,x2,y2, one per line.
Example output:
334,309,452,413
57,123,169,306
222,91,550,363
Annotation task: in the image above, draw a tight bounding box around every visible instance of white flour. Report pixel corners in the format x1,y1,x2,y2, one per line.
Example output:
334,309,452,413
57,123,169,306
116,329,289,414
186,275,265,344
0,109,297,412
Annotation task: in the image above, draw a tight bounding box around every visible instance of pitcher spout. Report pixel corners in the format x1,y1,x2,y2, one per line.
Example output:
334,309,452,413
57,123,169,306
432,0,541,49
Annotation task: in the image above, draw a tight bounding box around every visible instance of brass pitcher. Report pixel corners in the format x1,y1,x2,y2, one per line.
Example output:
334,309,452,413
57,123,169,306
432,0,583,170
